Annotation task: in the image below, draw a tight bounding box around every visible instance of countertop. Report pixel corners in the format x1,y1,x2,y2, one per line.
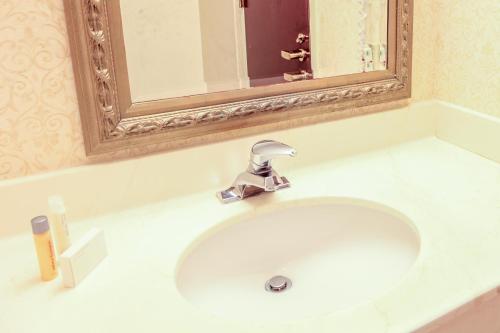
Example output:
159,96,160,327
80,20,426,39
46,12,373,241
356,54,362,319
1,137,499,333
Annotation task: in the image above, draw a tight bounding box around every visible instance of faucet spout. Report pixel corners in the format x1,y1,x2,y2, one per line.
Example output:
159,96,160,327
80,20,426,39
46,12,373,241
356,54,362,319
249,140,296,173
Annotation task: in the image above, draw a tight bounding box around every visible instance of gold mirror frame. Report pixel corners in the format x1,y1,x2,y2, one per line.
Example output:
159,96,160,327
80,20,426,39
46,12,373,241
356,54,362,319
64,0,413,155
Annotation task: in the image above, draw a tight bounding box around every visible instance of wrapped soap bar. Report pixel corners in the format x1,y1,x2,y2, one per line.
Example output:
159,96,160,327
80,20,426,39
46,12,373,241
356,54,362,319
60,228,107,288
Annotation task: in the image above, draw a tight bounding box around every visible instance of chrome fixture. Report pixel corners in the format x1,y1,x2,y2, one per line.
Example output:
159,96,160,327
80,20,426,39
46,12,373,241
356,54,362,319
217,140,296,204
265,276,292,293
281,49,310,62
296,33,309,44
284,70,313,82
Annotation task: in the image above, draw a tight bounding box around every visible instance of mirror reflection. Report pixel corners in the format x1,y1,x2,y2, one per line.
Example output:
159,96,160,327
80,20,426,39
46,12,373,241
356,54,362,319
120,0,389,102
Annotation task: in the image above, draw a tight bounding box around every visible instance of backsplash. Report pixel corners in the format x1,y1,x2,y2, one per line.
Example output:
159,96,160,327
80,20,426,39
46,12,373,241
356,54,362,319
0,0,498,180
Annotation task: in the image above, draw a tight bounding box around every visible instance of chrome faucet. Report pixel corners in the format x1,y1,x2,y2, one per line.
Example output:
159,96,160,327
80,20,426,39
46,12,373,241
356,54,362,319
217,140,296,204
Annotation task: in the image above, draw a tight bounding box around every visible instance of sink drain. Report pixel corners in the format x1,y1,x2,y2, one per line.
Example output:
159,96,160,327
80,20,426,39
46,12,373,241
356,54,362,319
265,276,292,293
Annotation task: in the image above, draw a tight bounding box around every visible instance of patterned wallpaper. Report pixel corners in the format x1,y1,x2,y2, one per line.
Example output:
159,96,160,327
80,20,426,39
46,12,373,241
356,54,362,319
432,0,500,116
0,0,498,180
0,0,85,179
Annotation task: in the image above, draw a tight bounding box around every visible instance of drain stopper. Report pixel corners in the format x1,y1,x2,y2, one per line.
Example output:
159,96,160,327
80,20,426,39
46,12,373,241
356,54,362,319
265,276,292,293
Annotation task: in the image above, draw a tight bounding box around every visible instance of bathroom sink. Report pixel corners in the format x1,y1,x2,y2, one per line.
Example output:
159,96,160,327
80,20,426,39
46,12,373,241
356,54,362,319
176,198,420,321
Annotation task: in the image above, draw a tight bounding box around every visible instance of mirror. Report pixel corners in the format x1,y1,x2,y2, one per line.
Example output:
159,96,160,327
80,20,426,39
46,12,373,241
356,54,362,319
120,0,389,102
63,0,412,155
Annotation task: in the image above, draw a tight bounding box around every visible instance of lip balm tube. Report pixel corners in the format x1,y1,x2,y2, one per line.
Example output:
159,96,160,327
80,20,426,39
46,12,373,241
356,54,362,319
31,216,58,281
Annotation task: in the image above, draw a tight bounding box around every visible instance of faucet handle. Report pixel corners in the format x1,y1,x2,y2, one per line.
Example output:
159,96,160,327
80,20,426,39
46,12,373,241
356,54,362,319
250,140,296,169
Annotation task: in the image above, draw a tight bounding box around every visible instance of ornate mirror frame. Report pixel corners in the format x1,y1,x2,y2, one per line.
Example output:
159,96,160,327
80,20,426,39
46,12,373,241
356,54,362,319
64,0,413,155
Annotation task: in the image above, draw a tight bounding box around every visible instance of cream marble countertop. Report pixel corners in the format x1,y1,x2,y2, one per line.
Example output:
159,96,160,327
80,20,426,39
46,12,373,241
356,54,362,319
1,135,500,333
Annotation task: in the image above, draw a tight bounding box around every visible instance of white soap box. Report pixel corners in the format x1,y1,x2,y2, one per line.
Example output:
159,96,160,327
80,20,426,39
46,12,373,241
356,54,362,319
60,228,107,288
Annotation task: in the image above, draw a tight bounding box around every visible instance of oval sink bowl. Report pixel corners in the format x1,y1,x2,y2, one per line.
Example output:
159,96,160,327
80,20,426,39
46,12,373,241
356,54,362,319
176,198,420,322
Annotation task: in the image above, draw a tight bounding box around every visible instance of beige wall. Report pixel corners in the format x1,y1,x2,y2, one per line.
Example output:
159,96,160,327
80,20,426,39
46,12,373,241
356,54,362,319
0,0,498,180
431,0,500,116
0,0,86,180
310,0,363,77
198,0,249,92
120,0,207,101
310,0,388,77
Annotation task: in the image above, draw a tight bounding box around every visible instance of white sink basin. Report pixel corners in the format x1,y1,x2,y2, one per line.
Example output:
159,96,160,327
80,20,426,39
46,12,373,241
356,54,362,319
176,198,420,322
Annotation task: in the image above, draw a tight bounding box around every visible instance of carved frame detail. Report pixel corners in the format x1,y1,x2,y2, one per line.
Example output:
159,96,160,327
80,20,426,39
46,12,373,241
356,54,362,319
64,0,413,155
